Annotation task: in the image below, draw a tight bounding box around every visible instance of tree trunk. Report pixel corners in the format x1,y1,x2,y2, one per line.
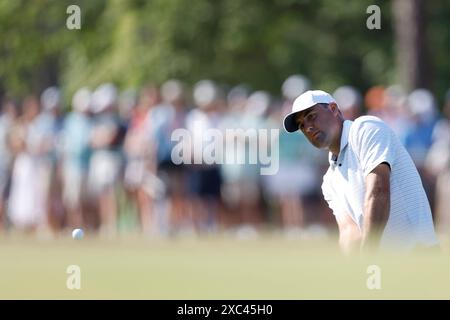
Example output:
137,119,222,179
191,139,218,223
392,0,430,91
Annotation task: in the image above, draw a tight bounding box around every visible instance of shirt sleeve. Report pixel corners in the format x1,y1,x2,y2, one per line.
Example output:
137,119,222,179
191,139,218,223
353,118,396,177
321,177,345,217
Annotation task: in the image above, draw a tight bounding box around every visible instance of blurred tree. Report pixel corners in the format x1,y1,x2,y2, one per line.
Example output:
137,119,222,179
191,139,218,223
392,0,429,92
0,0,448,106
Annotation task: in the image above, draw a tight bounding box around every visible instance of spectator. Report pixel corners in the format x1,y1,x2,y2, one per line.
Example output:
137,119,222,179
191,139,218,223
61,88,92,229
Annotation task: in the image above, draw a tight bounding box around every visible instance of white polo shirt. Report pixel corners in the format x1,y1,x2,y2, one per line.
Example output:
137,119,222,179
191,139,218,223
321,116,438,251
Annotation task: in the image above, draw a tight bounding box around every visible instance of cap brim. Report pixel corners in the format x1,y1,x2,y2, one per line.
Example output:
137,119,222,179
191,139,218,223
283,111,301,133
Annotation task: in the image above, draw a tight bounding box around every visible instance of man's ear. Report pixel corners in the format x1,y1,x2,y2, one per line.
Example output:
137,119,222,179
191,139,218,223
329,102,339,115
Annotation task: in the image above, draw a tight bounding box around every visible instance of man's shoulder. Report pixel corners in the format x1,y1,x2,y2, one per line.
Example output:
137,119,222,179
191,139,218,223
352,115,386,128
349,115,391,138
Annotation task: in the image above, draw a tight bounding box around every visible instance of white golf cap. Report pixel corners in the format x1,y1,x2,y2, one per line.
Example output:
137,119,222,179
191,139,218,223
41,86,61,111
283,89,336,133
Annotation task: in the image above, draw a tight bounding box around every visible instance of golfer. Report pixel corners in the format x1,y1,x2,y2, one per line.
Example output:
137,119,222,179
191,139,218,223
283,90,439,254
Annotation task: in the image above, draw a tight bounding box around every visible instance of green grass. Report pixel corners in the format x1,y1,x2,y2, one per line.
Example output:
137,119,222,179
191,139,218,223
1,233,450,299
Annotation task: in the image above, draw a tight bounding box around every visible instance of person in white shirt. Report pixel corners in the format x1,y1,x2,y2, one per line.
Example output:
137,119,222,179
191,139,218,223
283,90,439,254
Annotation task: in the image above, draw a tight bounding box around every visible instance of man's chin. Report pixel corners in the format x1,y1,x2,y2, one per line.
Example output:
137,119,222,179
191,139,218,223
308,135,327,149
311,140,327,149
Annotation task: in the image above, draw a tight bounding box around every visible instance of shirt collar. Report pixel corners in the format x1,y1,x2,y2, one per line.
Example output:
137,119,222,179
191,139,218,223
328,120,353,165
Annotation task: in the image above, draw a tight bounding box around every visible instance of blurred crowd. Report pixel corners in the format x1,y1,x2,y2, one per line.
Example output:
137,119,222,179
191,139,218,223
1,76,449,239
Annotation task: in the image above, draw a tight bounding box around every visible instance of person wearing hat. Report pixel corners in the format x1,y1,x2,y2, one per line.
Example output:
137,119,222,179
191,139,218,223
60,87,92,229
283,90,439,254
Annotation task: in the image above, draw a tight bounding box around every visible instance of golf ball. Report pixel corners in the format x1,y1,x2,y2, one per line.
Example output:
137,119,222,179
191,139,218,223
72,228,84,240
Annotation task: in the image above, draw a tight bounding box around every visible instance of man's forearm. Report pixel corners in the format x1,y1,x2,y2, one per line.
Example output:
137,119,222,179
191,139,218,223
362,164,391,250
361,191,390,249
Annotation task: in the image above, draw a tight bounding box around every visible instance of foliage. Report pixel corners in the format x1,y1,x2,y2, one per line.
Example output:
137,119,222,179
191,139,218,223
0,0,448,105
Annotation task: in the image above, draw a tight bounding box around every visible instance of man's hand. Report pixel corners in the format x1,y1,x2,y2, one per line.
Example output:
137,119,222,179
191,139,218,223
361,162,391,251
335,212,362,256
